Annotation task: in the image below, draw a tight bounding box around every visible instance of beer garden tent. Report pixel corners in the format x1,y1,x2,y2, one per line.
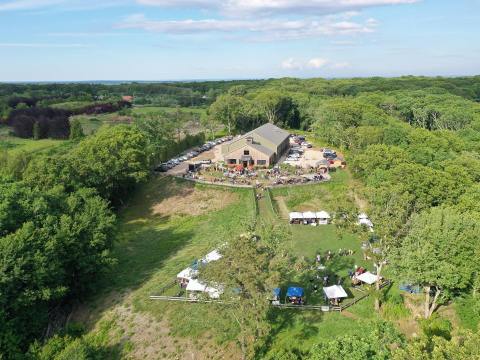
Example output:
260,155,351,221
289,212,304,223
323,285,348,299
286,287,305,298
356,271,379,285
303,211,317,222
316,211,331,225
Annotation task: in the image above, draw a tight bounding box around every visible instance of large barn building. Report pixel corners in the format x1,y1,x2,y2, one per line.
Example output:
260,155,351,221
221,123,290,167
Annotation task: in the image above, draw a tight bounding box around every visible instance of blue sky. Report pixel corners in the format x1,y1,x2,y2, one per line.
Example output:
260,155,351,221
1,0,479,81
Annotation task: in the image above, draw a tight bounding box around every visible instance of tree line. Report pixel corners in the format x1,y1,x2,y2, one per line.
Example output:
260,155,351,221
4,100,131,139
0,115,205,357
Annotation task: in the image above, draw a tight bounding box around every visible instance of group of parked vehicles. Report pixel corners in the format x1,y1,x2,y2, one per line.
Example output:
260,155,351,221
285,135,312,162
155,136,232,172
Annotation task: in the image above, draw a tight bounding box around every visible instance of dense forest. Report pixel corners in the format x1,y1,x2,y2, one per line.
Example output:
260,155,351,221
1,76,480,359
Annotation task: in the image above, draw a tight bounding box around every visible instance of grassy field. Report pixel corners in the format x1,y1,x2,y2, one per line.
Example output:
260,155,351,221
71,170,390,359
73,177,256,359
0,126,66,155
71,106,209,136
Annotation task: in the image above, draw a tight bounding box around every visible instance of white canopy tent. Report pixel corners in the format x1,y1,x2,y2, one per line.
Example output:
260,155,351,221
316,211,331,225
323,285,348,299
186,279,207,292
303,211,317,219
177,267,197,281
289,212,304,221
186,279,223,299
202,249,222,264
356,271,379,285
358,213,374,231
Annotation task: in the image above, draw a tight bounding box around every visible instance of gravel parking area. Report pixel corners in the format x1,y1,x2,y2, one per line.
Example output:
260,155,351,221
166,143,224,176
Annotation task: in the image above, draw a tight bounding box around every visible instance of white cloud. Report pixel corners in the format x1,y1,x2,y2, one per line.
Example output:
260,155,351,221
136,0,421,16
281,58,302,70
307,57,329,68
281,57,351,71
0,42,90,48
119,14,377,40
330,61,351,69
0,0,129,12
0,0,64,11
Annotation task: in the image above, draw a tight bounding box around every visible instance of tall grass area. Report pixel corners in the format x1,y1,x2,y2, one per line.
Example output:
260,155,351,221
455,296,480,331
76,177,256,357
0,129,66,155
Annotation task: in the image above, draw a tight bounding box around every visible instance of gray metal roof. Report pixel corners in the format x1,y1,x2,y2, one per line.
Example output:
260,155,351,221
250,143,275,157
245,123,290,147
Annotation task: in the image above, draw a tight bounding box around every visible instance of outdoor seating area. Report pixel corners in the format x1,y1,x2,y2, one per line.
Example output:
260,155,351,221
323,285,348,306
350,267,381,287
286,287,306,305
176,249,223,298
289,210,331,225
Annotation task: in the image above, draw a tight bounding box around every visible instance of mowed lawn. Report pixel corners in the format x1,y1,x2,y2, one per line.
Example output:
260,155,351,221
269,170,366,307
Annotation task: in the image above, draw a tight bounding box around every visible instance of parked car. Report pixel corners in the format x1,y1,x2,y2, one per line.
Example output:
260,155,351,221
199,159,212,164
154,163,169,172
323,152,337,160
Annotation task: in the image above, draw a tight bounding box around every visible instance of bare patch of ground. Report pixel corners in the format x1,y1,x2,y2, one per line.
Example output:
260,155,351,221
151,182,239,217
396,318,420,339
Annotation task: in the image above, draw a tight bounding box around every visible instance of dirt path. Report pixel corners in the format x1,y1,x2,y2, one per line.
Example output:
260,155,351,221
275,196,290,220
256,189,276,223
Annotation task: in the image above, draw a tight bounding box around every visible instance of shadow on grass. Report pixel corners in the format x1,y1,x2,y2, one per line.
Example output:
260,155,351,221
257,309,322,359
105,222,195,292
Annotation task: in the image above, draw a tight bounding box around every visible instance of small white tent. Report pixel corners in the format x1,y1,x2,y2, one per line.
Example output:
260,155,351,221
316,211,331,225
202,249,222,263
186,279,223,299
323,285,348,299
186,279,207,292
303,211,317,219
289,212,304,223
358,213,374,231
177,267,197,281
356,271,379,285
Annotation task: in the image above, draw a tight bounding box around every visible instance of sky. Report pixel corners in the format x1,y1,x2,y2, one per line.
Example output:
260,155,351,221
0,0,479,81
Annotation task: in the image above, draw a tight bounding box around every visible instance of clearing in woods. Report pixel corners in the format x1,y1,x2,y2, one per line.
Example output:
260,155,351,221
75,171,387,359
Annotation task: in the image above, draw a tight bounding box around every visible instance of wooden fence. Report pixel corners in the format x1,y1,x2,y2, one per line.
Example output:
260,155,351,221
150,295,341,312
150,280,393,312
